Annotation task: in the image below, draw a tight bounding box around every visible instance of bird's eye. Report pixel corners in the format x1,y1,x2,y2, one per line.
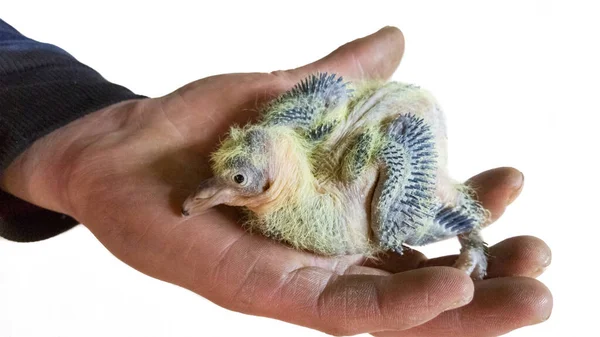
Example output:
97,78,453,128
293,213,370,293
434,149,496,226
233,174,246,184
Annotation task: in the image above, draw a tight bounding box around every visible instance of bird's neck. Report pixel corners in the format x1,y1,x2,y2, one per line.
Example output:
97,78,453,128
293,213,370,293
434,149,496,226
245,129,316,215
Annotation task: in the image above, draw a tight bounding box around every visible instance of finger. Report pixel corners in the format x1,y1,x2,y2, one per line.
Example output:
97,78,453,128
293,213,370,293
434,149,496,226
256,267,473,336
466,166,524,225
487,236,551,278
374,277,552,337
422,236,552,278
278,26,405,83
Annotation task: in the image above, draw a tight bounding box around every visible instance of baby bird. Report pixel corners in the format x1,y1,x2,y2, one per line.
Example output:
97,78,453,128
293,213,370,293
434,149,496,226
182,73,490,279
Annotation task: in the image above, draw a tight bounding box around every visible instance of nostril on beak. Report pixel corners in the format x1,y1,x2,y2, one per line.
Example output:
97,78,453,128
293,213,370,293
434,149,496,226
181,208,190,217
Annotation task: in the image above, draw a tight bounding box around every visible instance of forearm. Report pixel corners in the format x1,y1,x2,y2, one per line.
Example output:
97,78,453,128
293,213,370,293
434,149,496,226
0,19,144,241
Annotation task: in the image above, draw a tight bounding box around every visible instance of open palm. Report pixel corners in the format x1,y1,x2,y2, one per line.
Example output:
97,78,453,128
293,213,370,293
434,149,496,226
2,27,551,336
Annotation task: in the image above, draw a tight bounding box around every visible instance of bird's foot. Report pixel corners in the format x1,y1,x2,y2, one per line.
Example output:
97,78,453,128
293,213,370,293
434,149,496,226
453,245,487,280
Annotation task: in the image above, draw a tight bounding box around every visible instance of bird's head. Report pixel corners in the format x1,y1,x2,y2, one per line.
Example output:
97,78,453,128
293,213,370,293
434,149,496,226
181,126,275,216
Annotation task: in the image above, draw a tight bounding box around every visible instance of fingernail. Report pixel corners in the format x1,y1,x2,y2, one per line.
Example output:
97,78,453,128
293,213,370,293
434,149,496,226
541,311,552,322
538,308,552,323
506,171,525,205
542,253,552,268
532,266,547,278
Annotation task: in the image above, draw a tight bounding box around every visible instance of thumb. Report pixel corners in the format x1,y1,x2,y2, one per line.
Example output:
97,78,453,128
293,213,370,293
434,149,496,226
279,26,405,83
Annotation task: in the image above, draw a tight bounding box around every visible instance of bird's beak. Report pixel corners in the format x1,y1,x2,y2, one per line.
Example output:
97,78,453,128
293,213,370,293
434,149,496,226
181,177,233,217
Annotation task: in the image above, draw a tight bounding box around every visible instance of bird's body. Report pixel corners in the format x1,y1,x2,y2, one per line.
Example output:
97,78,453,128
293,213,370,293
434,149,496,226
183,74,489,279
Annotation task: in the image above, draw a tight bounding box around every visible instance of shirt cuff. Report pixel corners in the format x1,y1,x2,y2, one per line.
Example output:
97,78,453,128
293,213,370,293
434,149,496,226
0,18,146,241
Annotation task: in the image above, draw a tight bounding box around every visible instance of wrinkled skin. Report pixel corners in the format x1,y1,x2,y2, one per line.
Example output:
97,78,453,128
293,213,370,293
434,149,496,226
1,27,552,336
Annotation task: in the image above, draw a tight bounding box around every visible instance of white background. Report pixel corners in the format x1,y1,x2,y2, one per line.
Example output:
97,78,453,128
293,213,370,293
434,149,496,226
1,1,598,336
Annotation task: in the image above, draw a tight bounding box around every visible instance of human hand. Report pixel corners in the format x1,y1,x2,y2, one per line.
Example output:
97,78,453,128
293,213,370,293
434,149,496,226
1,27,551,336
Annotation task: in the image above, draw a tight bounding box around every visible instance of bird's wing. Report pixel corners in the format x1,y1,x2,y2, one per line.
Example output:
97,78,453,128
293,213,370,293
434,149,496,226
410,186,488,246
263,73,351,137
370,113,438,254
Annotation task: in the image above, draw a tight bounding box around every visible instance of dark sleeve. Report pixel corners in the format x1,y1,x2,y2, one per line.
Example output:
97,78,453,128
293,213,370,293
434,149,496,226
0,19,146,242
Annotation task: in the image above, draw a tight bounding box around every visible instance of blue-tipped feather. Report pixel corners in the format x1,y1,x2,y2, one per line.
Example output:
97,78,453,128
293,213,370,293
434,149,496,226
374,113,438,251
267,73,351,128
434,205,477,234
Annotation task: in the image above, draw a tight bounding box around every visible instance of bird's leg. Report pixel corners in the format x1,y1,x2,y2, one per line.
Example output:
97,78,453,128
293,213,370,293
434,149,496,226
441,185,489,279
454,228,488,280
340,132,377,182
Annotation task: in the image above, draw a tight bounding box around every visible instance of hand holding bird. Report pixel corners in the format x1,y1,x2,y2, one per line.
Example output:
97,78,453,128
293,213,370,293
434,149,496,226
1,27,552,336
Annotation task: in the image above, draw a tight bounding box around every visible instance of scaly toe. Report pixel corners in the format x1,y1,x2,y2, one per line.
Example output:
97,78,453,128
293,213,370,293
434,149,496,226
454,248,488,280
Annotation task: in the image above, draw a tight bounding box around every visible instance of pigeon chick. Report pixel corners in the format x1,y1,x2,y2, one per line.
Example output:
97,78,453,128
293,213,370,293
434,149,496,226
182,73,490,279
